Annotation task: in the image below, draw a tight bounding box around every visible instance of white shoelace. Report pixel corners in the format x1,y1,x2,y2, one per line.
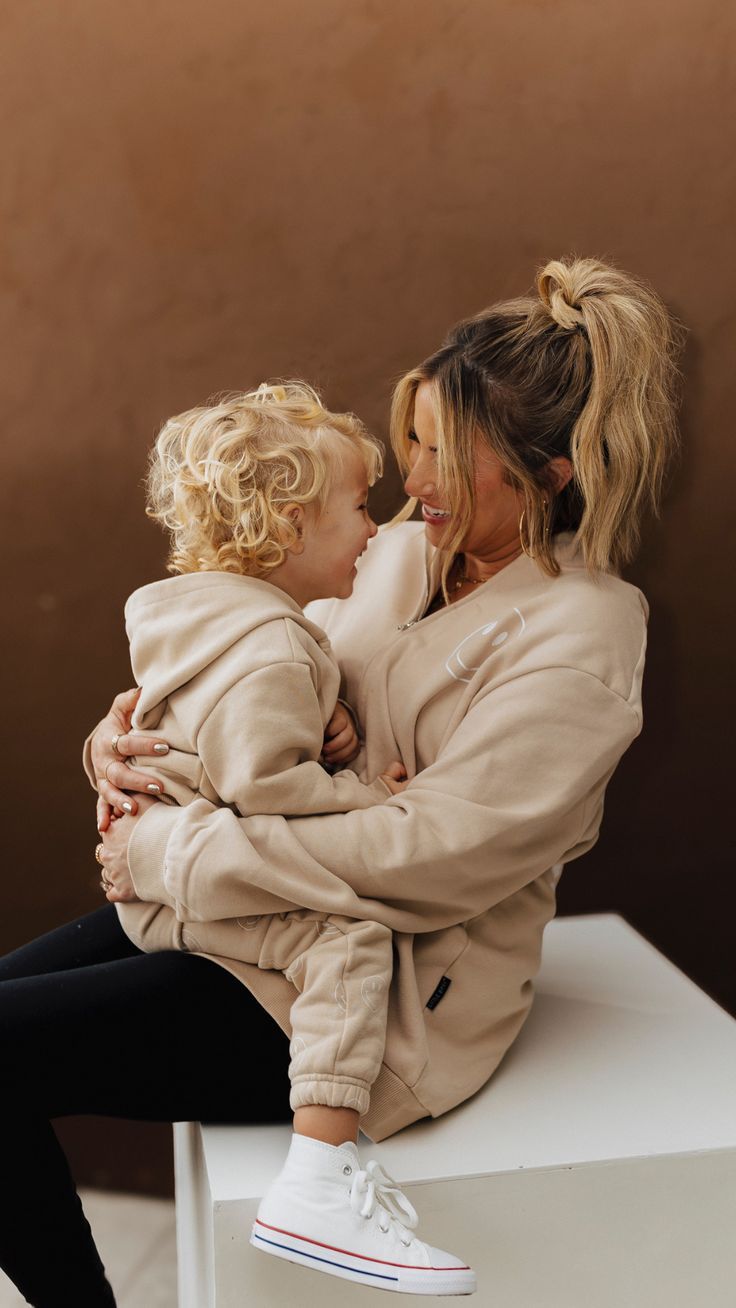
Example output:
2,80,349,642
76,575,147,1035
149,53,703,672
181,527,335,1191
349,1160,419,1244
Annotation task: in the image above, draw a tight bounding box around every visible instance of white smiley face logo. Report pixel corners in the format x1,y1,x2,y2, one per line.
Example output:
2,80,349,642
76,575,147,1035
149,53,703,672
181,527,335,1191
289,1035,307,1059
361,976,386,1012
445,608,526,683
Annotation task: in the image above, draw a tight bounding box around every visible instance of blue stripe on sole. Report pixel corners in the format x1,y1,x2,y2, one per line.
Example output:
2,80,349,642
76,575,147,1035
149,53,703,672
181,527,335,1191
252,1231,400,1282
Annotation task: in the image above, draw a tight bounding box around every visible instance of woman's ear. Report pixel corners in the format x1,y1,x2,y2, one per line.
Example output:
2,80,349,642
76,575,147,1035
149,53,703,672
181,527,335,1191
283,503,306,555
546,456,574,495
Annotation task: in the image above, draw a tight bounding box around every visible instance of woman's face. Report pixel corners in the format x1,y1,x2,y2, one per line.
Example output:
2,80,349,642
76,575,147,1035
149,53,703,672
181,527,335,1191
403,380,524,559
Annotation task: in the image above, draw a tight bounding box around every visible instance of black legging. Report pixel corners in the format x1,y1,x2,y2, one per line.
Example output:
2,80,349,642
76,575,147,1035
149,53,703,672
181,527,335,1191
0,905,292,1307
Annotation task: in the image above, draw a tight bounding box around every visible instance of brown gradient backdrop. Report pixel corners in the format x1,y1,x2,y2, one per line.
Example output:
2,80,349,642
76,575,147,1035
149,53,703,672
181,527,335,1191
2,1,734,1195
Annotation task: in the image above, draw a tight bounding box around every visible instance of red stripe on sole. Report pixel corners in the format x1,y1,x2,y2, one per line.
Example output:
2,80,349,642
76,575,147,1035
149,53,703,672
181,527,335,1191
253,1218,470,1272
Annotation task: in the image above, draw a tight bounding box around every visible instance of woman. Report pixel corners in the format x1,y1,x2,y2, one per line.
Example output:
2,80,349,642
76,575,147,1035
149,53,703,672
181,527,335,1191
0,256,681,1306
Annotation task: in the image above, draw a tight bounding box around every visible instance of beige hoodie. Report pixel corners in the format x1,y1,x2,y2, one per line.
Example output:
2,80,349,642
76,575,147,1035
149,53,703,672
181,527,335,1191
120,524,648,1141
123,571,389,816
113,572,390,952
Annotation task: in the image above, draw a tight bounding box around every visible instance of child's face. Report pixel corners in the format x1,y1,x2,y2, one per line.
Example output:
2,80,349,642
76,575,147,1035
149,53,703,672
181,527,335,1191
299,447,378,602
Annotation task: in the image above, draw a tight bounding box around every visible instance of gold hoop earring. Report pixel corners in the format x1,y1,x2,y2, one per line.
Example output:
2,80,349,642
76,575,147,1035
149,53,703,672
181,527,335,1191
518,509,534,558
518,500,549,559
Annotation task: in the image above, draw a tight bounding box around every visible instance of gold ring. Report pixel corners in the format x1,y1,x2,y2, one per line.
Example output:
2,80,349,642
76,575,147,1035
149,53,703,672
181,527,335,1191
111,733,123,755
95,842,105,866
100,876,112,892
104,762,115,783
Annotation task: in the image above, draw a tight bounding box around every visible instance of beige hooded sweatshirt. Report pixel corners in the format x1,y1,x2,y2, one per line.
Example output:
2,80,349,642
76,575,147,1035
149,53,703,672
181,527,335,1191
113,571,391,953
113,524,647,1142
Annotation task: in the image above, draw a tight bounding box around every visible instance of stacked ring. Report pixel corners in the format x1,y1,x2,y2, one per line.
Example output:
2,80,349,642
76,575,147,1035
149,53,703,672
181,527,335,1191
111,733,123,755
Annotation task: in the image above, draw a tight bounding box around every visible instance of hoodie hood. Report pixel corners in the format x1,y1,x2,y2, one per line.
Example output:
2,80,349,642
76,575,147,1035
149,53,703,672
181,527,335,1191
125,572,332,726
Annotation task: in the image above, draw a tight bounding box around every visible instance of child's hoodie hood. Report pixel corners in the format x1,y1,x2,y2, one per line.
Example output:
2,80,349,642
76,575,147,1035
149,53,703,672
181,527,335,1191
125,572,330,723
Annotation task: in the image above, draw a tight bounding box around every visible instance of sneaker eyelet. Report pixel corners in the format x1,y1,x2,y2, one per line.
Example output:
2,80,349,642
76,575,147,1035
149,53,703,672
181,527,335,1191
401,1238,411,1247
342,1165,352,1175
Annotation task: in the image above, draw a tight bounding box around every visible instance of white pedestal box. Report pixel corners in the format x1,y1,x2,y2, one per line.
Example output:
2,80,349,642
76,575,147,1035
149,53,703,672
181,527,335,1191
174,914,736,1307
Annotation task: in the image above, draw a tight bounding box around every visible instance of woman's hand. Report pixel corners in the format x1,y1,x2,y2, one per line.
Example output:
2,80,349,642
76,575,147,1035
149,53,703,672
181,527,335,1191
98,795,158,903
321,702,361,767
90,688,170,831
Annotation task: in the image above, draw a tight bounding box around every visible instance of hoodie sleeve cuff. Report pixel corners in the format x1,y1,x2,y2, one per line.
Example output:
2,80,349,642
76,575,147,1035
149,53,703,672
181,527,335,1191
128,802,181,909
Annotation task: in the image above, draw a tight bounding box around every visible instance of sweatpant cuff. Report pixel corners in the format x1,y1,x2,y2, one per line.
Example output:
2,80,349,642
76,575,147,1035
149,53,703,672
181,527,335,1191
289,1077,370,1116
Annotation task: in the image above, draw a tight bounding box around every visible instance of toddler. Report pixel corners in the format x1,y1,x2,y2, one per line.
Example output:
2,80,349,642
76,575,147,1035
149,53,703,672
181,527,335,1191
116,382,475,1295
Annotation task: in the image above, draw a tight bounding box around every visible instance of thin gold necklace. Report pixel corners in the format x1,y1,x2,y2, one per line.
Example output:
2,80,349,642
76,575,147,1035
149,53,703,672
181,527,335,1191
453,557,489,591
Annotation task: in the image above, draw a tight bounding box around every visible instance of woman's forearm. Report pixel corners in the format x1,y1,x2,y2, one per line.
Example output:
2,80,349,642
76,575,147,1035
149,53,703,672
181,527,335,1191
132,669,641,933
128,802,303,917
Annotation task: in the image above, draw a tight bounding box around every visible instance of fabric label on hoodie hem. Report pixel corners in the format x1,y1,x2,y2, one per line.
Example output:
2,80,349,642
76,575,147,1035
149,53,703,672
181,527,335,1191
425,976,452,1010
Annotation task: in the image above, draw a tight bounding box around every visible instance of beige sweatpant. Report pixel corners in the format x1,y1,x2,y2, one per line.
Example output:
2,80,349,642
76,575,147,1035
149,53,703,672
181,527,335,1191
184,909,393,1116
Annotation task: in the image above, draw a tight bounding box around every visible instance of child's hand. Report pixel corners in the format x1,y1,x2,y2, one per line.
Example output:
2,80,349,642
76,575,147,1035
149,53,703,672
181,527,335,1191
379,761,409,795
322,702,361,766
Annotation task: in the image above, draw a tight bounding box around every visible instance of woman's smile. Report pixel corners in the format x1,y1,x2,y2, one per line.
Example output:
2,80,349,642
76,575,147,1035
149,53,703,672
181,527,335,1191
421,503,452,523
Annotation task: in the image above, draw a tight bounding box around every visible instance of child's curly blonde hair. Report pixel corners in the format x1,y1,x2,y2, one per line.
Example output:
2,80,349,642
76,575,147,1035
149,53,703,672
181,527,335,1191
146,381,384,577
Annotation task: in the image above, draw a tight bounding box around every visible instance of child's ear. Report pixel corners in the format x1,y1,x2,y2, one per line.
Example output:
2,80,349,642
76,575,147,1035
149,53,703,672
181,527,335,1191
283,503,306,555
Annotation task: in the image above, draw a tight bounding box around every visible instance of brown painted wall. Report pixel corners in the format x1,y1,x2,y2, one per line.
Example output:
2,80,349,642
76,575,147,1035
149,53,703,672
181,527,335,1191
2,1,734,1194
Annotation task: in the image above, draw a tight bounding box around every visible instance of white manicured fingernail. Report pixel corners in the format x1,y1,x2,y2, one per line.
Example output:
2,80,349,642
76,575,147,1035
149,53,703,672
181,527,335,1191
122,801,133,813
153,744,169,755
147,783,162,793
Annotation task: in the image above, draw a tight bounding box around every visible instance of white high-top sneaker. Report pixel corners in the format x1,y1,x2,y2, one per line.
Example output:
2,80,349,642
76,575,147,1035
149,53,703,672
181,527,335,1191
250,1134,477,1296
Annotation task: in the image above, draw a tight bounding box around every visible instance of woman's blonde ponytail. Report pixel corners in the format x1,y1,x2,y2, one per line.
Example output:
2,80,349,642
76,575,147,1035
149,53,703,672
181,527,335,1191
537,256,684,571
